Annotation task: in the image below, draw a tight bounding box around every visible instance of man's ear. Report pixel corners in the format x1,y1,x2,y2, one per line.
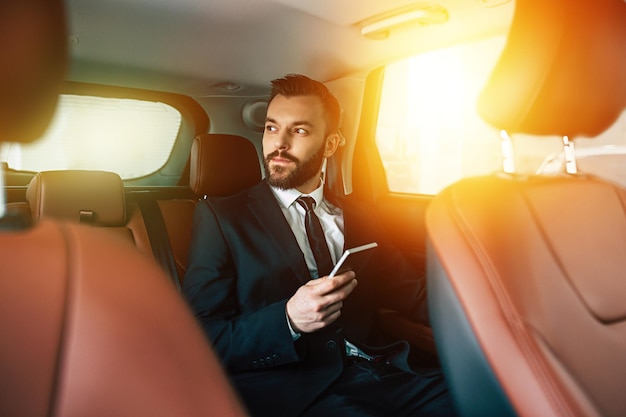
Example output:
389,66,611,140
323,133,340,158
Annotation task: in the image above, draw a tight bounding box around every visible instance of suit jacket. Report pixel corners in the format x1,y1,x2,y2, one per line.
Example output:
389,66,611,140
183,180,427,416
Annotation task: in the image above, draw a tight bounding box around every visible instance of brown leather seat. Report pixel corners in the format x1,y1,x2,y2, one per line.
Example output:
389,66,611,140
26,170,125,225
426,0,626,416
24,169,153,256
159,133,261,283
26,169,127,227
189,133,262,199
0,1,247,416
0,221,247,417
22,167,180,277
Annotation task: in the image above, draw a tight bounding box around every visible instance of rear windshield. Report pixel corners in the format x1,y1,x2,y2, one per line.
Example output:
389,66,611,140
0,94,181,179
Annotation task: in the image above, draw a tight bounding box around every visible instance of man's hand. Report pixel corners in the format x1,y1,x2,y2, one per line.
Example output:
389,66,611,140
286,271,357,333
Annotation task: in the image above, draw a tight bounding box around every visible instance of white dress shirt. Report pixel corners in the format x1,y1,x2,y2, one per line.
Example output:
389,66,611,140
269,184,344,279
269,183,372,360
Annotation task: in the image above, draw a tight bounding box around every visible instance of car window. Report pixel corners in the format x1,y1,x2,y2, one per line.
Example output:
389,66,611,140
375,36,507,195
376,35,626,196
0,94,181,179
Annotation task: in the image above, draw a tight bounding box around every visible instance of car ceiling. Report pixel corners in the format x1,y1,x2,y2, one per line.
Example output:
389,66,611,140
65,0,514,97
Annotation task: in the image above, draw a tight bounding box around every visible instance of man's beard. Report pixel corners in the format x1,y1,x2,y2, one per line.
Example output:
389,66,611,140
264,142,325,190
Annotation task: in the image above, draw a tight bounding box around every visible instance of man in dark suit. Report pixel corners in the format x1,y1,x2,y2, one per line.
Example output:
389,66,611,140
184,74,456,417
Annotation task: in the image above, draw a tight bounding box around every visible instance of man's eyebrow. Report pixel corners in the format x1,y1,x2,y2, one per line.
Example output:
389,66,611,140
292,121,313,127
264,117,313,127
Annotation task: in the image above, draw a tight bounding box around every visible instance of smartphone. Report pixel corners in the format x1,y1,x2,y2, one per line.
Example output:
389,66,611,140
328,242,378,278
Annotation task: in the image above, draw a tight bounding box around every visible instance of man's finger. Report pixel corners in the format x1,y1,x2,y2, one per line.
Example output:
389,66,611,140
314,271,356,295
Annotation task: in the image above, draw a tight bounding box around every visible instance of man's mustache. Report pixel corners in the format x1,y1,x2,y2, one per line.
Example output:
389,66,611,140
265,150,299,163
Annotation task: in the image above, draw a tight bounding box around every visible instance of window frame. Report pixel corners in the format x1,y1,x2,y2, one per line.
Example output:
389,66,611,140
3,81,209,187
351,67,390,204
364,36,512,197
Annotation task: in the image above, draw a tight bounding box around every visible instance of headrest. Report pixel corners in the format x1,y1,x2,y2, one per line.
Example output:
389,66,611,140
26,170,126,226
0,0,67,143
478,0,626,137
190,133,261,197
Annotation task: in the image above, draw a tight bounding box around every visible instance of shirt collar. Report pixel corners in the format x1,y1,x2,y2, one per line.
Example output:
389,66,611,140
270,182,325,210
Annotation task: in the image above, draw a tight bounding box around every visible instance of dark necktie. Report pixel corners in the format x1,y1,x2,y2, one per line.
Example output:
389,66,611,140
296,196,334,277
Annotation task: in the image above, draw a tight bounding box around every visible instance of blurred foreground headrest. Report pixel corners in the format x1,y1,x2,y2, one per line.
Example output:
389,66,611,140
0,0,67,143
478,0,626,138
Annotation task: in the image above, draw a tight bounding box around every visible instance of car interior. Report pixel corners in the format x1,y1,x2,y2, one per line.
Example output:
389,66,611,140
1,0,625,416
427,1,626,416
0,2,246,416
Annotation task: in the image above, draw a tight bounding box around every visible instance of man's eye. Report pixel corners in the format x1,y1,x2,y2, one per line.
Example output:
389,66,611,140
295,128,307,135
265,125,277,132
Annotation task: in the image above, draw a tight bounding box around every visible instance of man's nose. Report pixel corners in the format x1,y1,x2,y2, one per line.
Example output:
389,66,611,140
274,130,290,150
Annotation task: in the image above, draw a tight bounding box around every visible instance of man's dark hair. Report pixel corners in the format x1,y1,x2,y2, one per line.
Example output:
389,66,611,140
269,74,341,134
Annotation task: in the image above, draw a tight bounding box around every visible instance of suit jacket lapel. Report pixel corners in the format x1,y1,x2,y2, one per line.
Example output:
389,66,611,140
247,182,312,285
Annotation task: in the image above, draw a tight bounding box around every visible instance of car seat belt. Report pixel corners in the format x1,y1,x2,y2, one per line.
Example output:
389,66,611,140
137,198,182,291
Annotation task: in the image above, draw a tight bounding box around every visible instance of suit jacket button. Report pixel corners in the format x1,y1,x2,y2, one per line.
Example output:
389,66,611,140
326,340,337,351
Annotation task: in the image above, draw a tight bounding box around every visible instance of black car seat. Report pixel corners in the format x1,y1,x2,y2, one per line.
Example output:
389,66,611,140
425,0,626,416
0,1,247,416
